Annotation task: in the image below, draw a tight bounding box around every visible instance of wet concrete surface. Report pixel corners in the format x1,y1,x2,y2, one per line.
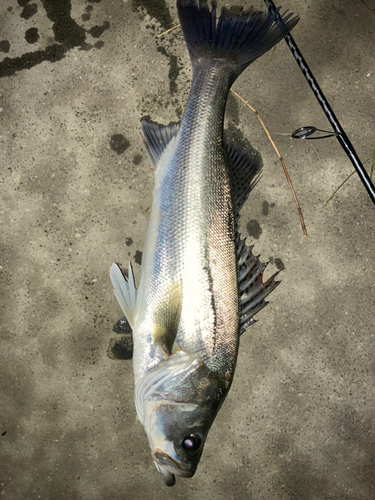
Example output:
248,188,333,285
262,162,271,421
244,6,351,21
1,0,374,498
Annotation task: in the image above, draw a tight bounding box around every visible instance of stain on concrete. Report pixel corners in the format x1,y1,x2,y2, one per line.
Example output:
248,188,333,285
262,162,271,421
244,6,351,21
20,2,37,20
88,22,110,39
0,45,66,77
0,41,10,53
133,154,142,165
125,238,133,246
132,0,173,30
269,256,285,270
275,257,285,270
134,250,142,265
94,40,105,49
226,4,248,16
110,134,130,155
0,0,109,76
82,5,93,21
107,336,133,360
247,219,262,239
157,46,180,94
25,27,39,44
42,0,85,46
112,316,133,334
262,201,275,215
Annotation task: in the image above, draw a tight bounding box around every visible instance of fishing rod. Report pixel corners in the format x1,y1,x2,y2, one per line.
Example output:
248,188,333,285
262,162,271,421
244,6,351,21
264,0,375,205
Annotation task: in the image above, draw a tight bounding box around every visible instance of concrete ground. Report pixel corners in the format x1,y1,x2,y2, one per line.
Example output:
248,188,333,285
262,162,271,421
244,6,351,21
1,0,374,499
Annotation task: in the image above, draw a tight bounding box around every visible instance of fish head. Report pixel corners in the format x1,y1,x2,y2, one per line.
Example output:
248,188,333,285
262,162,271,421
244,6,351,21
139,355,223,486
147,400,215,484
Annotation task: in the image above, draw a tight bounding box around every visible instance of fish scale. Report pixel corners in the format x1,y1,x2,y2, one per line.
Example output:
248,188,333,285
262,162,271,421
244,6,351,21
110,0,298,486
137,63,239,377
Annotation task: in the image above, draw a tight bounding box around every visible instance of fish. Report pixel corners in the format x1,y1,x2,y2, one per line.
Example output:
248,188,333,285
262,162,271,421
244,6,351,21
110,0,298,487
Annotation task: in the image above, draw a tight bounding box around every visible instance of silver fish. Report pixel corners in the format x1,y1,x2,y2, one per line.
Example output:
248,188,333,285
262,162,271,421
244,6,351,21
110,0,298,487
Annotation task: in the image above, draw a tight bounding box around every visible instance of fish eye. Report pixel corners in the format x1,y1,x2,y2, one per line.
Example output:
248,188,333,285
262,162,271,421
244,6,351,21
182,433,203,452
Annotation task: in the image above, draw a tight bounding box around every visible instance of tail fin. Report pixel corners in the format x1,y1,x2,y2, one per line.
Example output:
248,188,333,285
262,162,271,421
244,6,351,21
177,0,299,79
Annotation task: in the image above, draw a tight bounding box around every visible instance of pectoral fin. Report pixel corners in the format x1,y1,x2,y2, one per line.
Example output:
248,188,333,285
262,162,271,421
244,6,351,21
152,280,182,356
110,262,138,328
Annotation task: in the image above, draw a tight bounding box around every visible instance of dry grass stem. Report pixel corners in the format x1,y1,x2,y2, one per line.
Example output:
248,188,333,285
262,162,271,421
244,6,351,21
157,24,181,38
230,89,308,237
359,0,375,15
322,171,356,208
324,145,375,207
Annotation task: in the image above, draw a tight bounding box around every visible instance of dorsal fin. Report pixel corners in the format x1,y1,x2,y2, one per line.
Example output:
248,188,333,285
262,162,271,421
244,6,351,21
237,237,281,334
141,121,179,168
223,133,262,215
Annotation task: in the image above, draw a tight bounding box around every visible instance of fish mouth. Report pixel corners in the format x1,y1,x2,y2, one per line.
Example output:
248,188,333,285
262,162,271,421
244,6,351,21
152,449,193,478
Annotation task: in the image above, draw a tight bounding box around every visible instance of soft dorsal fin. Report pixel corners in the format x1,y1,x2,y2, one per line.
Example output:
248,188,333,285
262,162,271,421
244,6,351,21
223,133,262,215
110,262,138,327
237,237,281,334
141,121,179,168
152,280,182,356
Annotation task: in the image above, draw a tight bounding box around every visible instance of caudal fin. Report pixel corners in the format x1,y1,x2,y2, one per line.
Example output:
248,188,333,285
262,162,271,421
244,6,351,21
177,0,299,80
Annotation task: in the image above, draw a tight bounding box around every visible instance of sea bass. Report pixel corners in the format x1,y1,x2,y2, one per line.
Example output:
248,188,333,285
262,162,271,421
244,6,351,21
110,0,298,486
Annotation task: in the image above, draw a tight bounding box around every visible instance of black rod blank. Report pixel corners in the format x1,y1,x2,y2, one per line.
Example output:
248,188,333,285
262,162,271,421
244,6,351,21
264,0,375,205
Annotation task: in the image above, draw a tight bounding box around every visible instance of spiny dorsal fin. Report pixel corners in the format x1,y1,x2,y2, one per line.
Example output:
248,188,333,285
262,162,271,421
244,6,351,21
141,121,179,168
110,262,138,328
152,280,182,356
237,237,281,334
224,133,262,215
